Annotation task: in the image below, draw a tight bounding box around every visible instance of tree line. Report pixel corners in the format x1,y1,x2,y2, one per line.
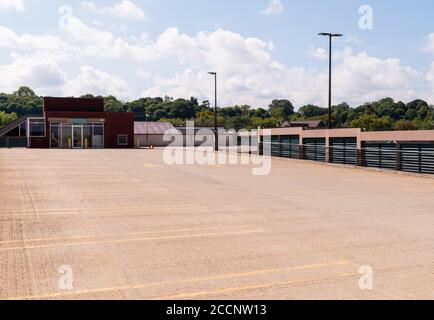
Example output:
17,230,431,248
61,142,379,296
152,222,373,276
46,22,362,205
1,86,434,131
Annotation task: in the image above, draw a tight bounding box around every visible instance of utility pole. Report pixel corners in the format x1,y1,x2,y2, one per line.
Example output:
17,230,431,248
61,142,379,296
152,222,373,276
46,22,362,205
318,33,343,129
208,72,218,151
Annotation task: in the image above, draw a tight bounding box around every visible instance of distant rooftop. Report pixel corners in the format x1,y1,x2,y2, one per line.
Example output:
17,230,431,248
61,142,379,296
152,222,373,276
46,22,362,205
134,121,181,135
281,120,326,129
176,126,226,134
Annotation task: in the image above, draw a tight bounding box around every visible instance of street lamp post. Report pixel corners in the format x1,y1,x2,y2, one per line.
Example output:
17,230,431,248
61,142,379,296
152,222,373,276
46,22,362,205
318,32,343,129
208,72,218,152
145,113,150,147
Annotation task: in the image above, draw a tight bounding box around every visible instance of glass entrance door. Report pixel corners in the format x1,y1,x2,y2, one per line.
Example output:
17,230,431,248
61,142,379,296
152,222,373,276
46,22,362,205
48,121,104,149
73,126,83,148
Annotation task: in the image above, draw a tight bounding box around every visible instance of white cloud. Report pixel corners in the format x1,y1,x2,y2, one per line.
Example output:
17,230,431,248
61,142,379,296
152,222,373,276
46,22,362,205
0,56,65,93
0,53,131,100
426,62,434,83
60,15,159,61
309,46,328,60
333,52,420,104
143,28,421,107
309,46,354,62
0,17,427,107
63,65,132,99
0,25,72,61
425,32,434,54
344,34,364,45
0,0,24,11
261,0,285,16
423,61,434,102
81,0,146,21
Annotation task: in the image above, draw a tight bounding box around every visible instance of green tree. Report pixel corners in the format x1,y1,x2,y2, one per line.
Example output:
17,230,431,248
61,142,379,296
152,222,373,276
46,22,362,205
199,100,211,111
394,120,419,131
417,120,434,130
250,117,278,129
3,86,434,133
80,94,95,99
268,99,294,122
299,104,327,118
225,116,251,130
104,95,125,112
0,111,17,128
14,86,36,97
153,109,168,120
159,118,185,127
349,114,394,131
194,110,225,127
332,102,351,127
166,99,196,119
251,108,270,119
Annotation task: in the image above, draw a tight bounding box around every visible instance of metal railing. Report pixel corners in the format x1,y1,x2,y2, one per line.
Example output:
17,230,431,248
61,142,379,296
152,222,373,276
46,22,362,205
0,137,27,148
259,141,434,175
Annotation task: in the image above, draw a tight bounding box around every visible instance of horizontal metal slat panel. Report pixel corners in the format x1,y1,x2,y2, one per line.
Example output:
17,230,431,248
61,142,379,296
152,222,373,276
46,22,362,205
303,138,326,162
330,138,357,165
271,136,281,157
362,142,397,170
260,138,434,176
7,137,27,147
0,137,27,148
400,143,434,174
0,137,8,147
281,135,300,159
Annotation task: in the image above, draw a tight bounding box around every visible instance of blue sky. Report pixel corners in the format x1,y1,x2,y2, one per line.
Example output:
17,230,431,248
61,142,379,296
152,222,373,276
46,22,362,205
1,0,434,109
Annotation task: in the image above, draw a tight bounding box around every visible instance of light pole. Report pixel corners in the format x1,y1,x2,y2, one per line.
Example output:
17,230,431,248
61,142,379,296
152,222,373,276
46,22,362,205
145,113,150,147
318,32,343,129
208,72,218,152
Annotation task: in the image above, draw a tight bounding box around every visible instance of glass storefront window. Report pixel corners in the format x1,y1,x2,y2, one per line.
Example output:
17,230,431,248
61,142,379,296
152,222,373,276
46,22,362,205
29,119,45,137
50,121,104,149
61,124,72,149
73,126,83,148
51,125,60,148
83,125,93,149
93,124,104,148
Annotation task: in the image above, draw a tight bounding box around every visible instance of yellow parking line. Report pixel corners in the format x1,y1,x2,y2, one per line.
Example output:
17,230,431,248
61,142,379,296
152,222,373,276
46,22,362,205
0,205,203,217
398,187,432,193
0,189,164,197
6,261,351,300
151,272,359,300
284,187,312,195
143,163,159,168
0,229,264,252
0,225,254,244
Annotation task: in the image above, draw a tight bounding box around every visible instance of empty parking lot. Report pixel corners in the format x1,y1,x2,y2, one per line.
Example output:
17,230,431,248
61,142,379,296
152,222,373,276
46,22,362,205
0,148,433,300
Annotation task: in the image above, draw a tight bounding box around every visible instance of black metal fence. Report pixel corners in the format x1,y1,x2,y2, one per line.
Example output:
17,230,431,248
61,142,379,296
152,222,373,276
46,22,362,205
361,142,398,170
281,135,300,159
304,138,326,162
259,137,434,175
399,143,434,174
330,138,357,165
0,137,27,148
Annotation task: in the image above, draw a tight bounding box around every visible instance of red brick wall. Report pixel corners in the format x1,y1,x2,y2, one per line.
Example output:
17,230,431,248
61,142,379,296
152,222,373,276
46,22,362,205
29,111,134,149
44,97,104,113
105,113,134,148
